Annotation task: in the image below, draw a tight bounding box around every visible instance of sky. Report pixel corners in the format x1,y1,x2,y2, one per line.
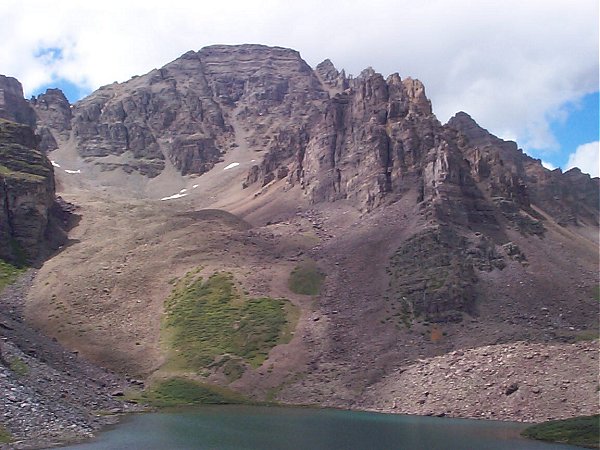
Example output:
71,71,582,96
1,0,598,177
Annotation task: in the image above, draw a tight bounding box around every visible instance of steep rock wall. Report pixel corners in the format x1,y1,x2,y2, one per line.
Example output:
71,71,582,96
0,119,67,264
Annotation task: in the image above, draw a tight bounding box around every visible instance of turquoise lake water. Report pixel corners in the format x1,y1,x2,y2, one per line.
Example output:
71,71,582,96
61,406,585,450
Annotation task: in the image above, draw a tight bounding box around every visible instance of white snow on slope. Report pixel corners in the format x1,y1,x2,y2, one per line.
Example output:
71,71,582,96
223,162,240,170
160,193,188,201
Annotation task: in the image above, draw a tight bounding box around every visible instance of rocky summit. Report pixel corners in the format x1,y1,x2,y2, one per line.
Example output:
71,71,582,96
0,44,598,448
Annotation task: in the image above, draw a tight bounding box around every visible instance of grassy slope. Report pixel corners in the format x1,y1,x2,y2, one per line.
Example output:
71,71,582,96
138,377,248,407
163,270,296,370
522,415,600,449
145,269,298,406
0,259,25,292
0,425,12,444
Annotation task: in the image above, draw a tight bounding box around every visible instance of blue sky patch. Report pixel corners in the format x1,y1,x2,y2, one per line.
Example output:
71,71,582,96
34,46,64,63
32,78,91,104
549,91,599,169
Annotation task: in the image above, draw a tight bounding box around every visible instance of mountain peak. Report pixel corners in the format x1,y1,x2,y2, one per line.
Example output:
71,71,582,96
447,111,487,136
0,45,597,442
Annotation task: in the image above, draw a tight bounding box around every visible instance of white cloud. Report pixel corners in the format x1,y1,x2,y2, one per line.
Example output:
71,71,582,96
0,0,597,157
566,141,599,178
541,160,556,171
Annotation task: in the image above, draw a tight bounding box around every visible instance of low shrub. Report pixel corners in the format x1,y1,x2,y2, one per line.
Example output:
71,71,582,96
522,415,600,449
0,425,12,444
140,377,247,407
0,259,25,292
9,357,28,376
288,261,325,295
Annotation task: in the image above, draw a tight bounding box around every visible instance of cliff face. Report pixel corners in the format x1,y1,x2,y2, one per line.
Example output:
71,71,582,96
0,119,67,263
36,45,597,227
0,78,71,265
446,112,599,228
0,76,37,128
298,71,438,210
31,88,72,152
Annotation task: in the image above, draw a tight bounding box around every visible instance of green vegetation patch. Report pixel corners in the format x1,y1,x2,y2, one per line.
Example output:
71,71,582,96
163,271,297,371
0,163,45,182
522,415,600,449
593,285,600,302
138,377,248,407
0,259,25,292
9,357,29,376
288,261,325,295
575,330,600,342
0,425,12,444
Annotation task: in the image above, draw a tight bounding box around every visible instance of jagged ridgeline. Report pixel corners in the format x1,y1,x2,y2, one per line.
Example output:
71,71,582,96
25,45,597,227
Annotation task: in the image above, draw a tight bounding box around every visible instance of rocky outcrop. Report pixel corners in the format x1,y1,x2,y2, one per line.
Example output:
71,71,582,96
315,59,348,90
65,45,326,178
446,112,599,228
200,45,325,187
387,227,478,324
297,71,438,210
0,119,67,264
0,76,36,128
31,88,72,152
32,45,597,231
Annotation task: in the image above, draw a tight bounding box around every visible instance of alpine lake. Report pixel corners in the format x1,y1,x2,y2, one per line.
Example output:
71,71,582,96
60,405,586,450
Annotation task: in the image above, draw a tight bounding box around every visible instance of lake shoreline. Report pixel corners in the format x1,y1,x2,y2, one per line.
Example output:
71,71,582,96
5,403,550,450
53,405,587,450
1,270,596,449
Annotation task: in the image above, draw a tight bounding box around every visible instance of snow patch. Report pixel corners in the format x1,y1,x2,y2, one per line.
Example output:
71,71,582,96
51,160,61,168
161,193,188,201
179,188,187,193
192,184,199,189
223,162,240,170
64,169,81,174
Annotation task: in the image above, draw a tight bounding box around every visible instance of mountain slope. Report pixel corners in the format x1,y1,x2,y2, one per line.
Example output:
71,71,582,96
0,78,128,448
8,43,598,425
